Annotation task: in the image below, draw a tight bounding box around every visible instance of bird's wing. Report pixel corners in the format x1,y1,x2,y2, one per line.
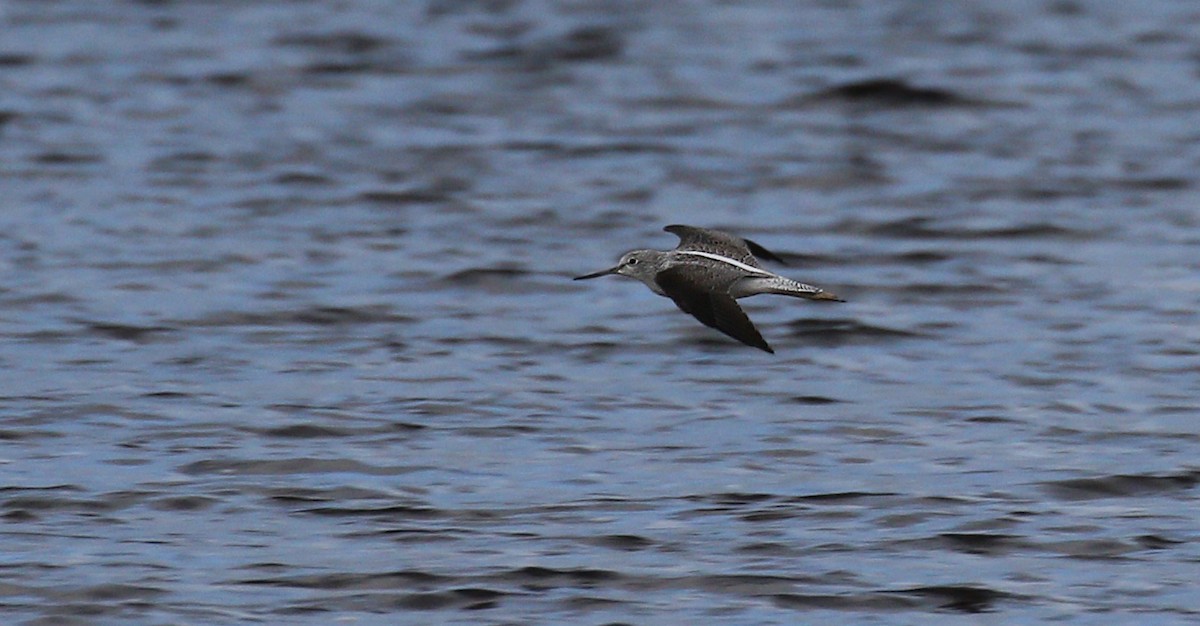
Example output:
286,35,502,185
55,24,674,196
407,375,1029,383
663,224,786,266
743,237,787,265
654,265,774,353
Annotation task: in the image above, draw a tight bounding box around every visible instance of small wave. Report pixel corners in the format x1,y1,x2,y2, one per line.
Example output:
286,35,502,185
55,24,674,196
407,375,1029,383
787,318,923,345
1041,470,1200,500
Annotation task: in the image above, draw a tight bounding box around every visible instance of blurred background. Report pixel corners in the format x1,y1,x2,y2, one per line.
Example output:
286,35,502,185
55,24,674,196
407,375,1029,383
2,1,1199,624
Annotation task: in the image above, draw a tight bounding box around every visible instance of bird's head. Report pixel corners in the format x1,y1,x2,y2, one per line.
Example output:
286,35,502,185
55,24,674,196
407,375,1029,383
574,250,660,282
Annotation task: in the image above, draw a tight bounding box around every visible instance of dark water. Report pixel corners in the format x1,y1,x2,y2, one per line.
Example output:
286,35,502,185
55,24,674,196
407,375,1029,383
2,1,1199,624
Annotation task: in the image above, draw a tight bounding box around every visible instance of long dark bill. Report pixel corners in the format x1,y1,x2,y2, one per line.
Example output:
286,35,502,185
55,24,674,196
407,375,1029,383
573,266,620,280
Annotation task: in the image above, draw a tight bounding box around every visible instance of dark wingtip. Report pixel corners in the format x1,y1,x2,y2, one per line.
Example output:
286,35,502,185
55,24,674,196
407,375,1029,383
747,336,775,353
744,238,788,265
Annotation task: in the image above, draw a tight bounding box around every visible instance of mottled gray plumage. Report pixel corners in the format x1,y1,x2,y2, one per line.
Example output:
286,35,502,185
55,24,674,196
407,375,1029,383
575,224,843,353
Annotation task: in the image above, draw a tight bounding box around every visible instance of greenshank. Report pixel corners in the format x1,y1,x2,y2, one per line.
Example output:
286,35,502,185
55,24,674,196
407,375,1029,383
575,224,843,353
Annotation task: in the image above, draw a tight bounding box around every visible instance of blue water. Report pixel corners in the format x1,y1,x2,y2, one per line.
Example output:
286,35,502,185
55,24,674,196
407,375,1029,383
2,1,1199,624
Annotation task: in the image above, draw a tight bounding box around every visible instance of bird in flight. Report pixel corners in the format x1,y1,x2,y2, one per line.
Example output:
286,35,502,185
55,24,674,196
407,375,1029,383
575,225,843,353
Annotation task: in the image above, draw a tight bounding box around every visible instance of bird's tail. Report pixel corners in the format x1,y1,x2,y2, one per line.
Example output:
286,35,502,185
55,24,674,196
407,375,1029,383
802,289,844,302
736,276,845,302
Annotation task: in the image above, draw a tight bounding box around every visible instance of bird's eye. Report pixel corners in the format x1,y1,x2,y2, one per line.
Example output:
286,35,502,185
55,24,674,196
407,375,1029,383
627,258,638,266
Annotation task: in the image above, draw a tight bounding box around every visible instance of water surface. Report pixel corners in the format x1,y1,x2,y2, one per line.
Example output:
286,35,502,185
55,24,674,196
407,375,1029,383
2,1,1199,624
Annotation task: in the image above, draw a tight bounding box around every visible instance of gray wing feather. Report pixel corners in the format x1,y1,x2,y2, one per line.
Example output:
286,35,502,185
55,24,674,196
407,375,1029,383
663,224,785,266
654,265,774,353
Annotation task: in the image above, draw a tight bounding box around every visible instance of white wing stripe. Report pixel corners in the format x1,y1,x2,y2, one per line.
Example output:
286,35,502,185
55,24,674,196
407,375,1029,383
677,250,774,276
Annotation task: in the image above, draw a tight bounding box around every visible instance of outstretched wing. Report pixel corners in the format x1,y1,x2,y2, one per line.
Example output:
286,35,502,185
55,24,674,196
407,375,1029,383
654,265,774,353
664,224,786,266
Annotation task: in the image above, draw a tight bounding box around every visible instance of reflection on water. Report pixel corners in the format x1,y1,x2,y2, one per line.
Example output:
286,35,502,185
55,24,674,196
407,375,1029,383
2,0,1199,623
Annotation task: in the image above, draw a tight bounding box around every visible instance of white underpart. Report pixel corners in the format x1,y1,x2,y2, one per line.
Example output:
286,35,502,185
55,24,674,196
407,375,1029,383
677,250,774,276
